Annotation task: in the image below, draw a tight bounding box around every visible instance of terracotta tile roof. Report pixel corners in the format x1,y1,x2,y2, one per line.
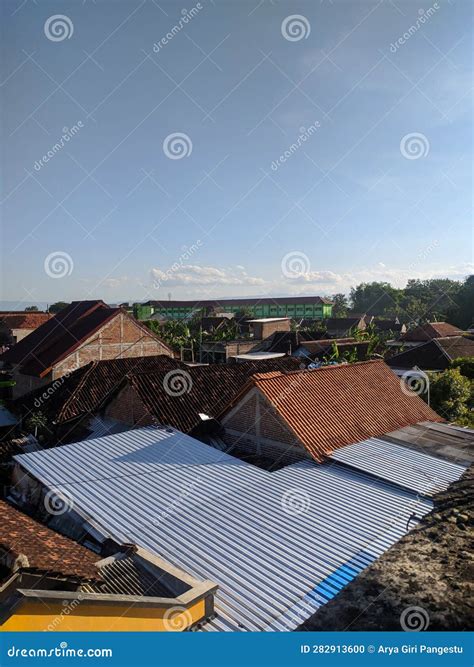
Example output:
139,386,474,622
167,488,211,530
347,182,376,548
0,499,101,583
0,312,52,330
127,357,302,434
0,301,172,377
401,322,463,342
387,336,474,371
231,360,442,462
16,355,184,425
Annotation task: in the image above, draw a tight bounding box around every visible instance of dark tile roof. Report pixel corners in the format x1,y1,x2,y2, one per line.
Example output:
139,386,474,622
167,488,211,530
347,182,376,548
325,317,365,331
0,499,101,583
0,301,171,377
224,361,442,462
387,336,474,370
372,319,405,333
126,357,302,434
16,355,184,425
401,322,463,342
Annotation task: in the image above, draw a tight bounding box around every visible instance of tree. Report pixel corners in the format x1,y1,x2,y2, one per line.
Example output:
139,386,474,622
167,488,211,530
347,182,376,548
402,278,461,322
25,305,39,311
48,301,70,314
446,275,474,329
429,368,472,424
349,282,402,318
25,411,49,438
331,293,348,318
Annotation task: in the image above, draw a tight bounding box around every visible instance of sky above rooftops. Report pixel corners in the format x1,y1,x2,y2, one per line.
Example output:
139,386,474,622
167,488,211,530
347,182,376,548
1,0,472,306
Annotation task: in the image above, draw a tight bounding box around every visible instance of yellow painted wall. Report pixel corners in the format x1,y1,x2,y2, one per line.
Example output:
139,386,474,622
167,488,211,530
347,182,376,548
1,599,206,632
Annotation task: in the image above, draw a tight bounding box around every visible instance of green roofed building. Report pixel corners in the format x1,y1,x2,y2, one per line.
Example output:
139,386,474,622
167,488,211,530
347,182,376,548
134,297,332,321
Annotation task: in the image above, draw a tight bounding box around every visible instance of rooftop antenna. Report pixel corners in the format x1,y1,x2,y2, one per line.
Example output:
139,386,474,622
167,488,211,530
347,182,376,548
168,292,172,301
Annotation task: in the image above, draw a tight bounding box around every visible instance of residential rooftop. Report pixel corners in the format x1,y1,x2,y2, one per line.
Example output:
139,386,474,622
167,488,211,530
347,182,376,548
221,360,442,462
15,425,464,631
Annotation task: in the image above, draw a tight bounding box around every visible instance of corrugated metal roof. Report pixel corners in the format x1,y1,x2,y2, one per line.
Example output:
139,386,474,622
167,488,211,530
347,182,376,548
329,437,467,497
15,427,439,631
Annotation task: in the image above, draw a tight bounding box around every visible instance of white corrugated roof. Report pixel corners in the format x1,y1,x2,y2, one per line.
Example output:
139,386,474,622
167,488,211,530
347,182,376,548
329,436,467,496
15,427,438,631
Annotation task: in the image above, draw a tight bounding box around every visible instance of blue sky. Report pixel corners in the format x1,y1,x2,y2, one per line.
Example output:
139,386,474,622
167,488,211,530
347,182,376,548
1,0,472,308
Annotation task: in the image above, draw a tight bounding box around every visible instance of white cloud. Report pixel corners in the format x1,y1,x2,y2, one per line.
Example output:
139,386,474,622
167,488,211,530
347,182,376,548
150,264,267,288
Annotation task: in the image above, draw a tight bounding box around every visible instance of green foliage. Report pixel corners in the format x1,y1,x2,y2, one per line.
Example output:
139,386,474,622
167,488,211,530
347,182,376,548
331,293,348,318
451,357,474,380
48,301,70,314
350,282,402,318
25,305,39,311
429,368,472,424
446,275,474,330
25,411,49,437
348,276,470,324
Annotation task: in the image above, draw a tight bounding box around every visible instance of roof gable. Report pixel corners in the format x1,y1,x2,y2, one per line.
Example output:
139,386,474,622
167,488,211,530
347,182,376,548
222,361,442,461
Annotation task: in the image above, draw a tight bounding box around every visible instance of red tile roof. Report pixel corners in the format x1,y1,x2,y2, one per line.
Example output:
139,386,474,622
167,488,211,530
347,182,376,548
0,499,101,583
0,312,53,330
401,322,463,342
0,301,172,377
225,360,442,462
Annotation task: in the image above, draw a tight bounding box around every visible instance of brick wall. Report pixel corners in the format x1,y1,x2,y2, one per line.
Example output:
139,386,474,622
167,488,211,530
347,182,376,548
221,388,308,464
53,312,171,378
102,384,154,428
